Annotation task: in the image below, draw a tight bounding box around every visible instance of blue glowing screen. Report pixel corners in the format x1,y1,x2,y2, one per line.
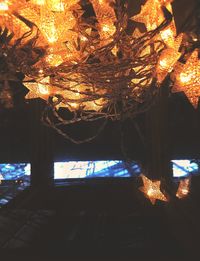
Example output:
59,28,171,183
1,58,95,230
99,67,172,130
0,163,31,207
0,163,30,180
172,160,199,178
54,161,141,179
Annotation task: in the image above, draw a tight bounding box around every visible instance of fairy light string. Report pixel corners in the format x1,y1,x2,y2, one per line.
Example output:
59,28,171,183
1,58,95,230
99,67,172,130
0,0,199,143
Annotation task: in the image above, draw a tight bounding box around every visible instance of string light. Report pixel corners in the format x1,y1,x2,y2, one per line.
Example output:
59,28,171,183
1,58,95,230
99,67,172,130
0,0,199,142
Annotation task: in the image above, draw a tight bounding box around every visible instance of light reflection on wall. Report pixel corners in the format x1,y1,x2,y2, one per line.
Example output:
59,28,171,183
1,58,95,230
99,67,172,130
54,161,141,179
172,160,199,178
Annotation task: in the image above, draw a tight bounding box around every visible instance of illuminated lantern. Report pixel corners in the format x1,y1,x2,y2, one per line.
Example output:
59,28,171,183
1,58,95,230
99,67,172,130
90,0,116,43
172,50,200,108
156,33,183,83
176,178,190,199
139,174,168,205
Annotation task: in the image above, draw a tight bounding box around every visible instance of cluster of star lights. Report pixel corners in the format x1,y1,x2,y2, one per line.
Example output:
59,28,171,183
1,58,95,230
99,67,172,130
139,174,190,204
0,0,199,142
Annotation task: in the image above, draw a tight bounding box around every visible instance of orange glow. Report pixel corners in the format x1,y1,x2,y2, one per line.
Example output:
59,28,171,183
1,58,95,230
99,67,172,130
176,178,190,199
132,0,167,31
156,34,182,83
0,0,198,117
132,0,175,47
161,27,174,41
179,73,192,84
160,23,176,48
139,174,168,205
172,50,200,108
31,0,45,5
47,0,65,12
38,84,49,95
157,49,181,83
159,58,170,69
90,0,116,43
46,53,63,67
41,21,59,43
0,1,8,10
24,77,52,100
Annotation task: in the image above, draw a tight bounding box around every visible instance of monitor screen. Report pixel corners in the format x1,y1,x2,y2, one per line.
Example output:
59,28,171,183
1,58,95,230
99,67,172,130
172,160,199,178
54,160,141,179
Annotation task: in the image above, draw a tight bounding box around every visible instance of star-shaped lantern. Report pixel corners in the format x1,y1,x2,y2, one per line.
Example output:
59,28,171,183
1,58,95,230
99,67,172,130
139,174,168,205
176,178,190,199
156,33,182,83
172,50,200,108
131,0,177,52
24,76,52,100
131,0,173,31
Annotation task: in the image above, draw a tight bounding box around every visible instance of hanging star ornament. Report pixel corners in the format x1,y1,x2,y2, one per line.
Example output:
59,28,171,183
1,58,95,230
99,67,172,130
24,76,51,100
156,33,183,83
172,49,200,108
131,0,163,31
176,178,191,199
139,174,168,205
131,0,174,31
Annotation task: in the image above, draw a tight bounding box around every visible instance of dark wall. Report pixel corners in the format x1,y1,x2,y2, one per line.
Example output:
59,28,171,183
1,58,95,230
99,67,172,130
1,94,200,163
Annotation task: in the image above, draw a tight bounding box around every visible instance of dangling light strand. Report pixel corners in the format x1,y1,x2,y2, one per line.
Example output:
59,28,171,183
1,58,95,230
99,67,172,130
0,0,199,143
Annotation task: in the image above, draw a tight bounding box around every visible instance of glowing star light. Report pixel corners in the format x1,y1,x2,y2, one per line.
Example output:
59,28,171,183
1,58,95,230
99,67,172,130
172,49,200,108
131,0,173,31
156,33,182,83
176,178,190,199
24,76,51,100
139,174,168,205
90,0,116,43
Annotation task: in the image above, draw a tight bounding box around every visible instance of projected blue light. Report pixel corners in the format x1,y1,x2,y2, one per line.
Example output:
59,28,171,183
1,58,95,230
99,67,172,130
54,160,141,179
0,163,31,207
0,163,30,180
172,160,199,178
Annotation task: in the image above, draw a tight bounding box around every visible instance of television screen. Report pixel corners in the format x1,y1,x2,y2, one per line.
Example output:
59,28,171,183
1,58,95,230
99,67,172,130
172,160,199,178
54,160,141,179
0,163,31,207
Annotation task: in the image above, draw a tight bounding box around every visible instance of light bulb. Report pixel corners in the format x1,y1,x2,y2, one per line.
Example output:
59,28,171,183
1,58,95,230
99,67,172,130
159,58,170,69
31,0,45,5
38,84,49,95
0,1,8,11
147,188,154,196
102,24,111,32
46,54,63,67
161,28,174,41
47,0,65,12
179,72,192,84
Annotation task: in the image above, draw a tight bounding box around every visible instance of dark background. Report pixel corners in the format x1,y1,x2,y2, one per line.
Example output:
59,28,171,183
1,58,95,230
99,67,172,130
0,1,200,260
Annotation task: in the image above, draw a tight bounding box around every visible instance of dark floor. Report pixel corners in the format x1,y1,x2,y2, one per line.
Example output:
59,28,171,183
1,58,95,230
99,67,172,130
0,208,186,259
1,177,199,260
